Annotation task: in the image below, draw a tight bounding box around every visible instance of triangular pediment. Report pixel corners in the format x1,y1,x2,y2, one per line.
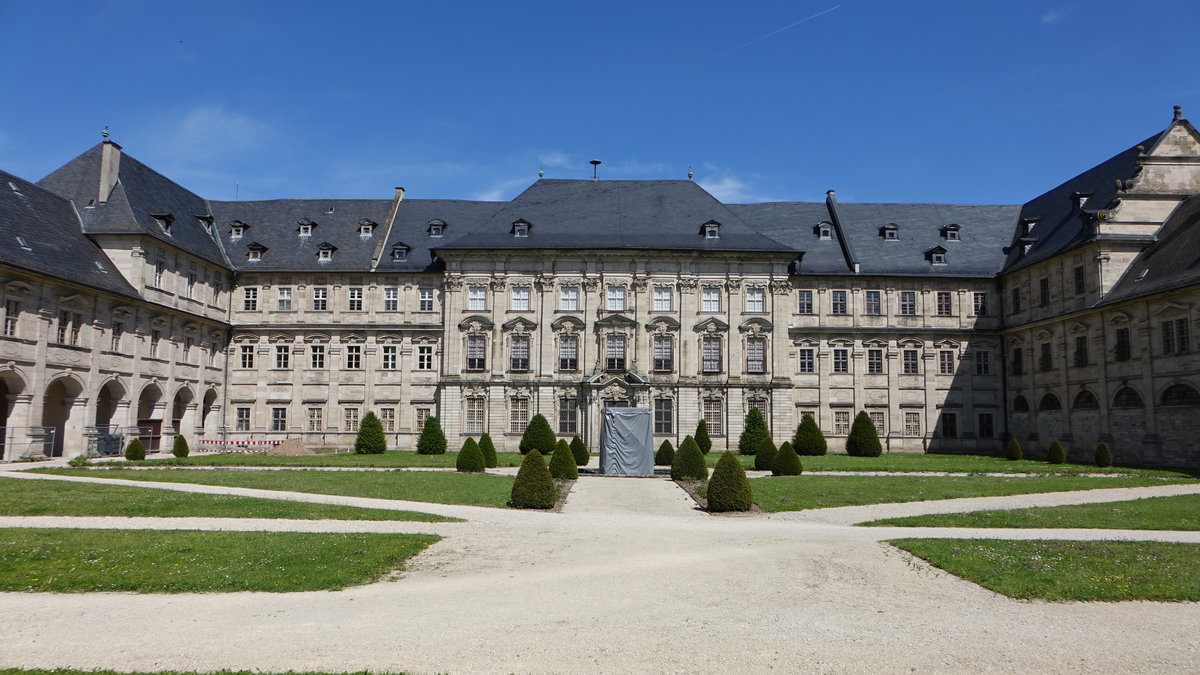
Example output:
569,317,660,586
693,317,729,333
502,316,537,332
595,313,637,328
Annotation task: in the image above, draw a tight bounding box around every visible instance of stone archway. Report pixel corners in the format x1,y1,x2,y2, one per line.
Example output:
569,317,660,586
171,386,198,446
136,383,165,452
0,370,30,460
200,388,219,440
43,376,85,457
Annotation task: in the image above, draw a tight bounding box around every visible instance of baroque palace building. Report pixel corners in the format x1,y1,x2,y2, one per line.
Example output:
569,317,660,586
0,108,1198,466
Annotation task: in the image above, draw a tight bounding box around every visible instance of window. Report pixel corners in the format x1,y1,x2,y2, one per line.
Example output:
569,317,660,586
833,348,849,374
348,288,363,311
380,408,396,433
558,397,578,435
186,272,196,299
344,408,360,432
865,291,881,316
235,407,251,431
746,337,766,374
938,350,955,375
2,300,18,337
798,348,815,373
309,344,325,369
558,335,578,371
653,398,673,434
1011,287,1022,313
383,288,399,311
466,335,486,371
702,287,721,312
465,398,485,434
1162,318,1191,355
904,412,921,436
416,408,431,430
1074,266,1085,295
884,227,899,240
307,408,323,432
559,286,579,311
899,291,917,316
868,411,885,435
274,344,290,369
231,224,245,240
312,287,327,311
973,292,988,316
931,252,946,264
977,413,994,439
271,407,287,432
382,344,398,370
243,287,258,311
819,225,832,240
240,344,255,368
903,349,920,374
345,344,362,369
606,334,626,371
702,337,722,374
831,290,847,315
1011,348,1023,376
509,397,529,433
511,286,530,311
317,248,332,263
945,228,960,241
248,249,263,261
606,285,626,312
417,345,434,370
654,286,673,312
797,290,814,315
298,222,312,237
419,289,434,312
56,311,73,344
513,222,529,237
1073,336,1088,367
867,349,884,374
1039,278,1050,307
936,291,952,316
746,287,765,313
941,412,958,438
1038,342,1052,372
702,398,723,436
154,261,165,288
510,335,530,371
653,335,673,372
1114,327,1131,362
975,350,991,375
110,321,122,352
149,329,160,357
467,285,487,311
834,411,850,435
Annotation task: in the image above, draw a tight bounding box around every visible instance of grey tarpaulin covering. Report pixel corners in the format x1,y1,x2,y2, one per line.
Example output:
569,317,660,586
599,408,654,476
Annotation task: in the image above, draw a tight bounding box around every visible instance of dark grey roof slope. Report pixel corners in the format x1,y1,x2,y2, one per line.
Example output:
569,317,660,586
436,179,793,253
379,199,504,273
0,170,139,298
209,199,393,272
38,144,228,268
1102,195,1200,305
727,201,845,272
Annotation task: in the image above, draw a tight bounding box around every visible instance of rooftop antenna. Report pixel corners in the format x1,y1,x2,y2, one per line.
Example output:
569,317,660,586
101,125,109,140
589,159,601,181
235,180,239,202
687,166,694,181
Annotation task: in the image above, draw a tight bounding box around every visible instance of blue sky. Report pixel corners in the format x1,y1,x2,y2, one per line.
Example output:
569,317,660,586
1,1,1197,205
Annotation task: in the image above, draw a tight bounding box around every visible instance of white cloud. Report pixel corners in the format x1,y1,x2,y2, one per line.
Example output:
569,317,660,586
695,163,776,203
537,151,574,168
149,106,273,161
473,176,533,202
1041,7,1071,24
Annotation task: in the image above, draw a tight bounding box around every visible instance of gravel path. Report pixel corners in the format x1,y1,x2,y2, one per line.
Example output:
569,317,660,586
0,471,1198,674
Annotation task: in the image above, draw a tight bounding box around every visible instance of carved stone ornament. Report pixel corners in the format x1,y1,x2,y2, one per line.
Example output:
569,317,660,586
630,277,648,291
489,278,507,291
581,278,600,291
769,280,791,294
678,278,698,291
444,276,463,291
725,278,742,291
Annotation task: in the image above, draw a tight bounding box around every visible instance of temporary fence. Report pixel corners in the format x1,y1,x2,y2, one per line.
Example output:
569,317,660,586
197,439,289,454
1,426,56,462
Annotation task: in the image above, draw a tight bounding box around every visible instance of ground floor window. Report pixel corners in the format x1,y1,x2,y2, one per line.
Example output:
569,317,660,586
977,413,994,439
236,407,251,431
510,397,529,433
465,398,485,434
558,397,577,435
307,407,323,432
271,407,287,432
654,398,673,434
904,411,921,436
344,407,360,433
941,412,958,438
380,408,396,433
833,410,850,435
867,411,885,435
702,398,723,436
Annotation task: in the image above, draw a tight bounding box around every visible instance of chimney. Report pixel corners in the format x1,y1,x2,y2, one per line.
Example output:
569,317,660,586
394,187,406,201
99,140,122,204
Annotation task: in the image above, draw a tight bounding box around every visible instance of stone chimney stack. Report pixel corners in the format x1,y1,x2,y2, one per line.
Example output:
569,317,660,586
99,140,122,204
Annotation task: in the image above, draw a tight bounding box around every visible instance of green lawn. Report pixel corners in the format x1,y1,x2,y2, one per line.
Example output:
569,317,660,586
0,477,455,522
110,450,528,468
864,493,1200,530
749,475,1189,512
0,528,439,593
890,538,1200,601
705,451,1193,477
38,468,516,508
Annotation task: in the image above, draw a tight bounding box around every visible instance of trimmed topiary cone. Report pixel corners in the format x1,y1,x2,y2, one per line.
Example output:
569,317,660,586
793,415,827,456
655,439,675,466
355,411,388,454
456,438,485,473
549,439,579,480
738,408,770,455
846,411,883,457
707,451,753,512
479,433,498,468
1095,441,1113,468
124,438,146,461
754,436,777,471
519,414,556,455
671,436,708,481
570,435,589,467
1047,440,1066,464
1005,437,1023,461
695,420,712,454
510,450,558,509
171,435,189,458
416,416,447,454
773,441,802,476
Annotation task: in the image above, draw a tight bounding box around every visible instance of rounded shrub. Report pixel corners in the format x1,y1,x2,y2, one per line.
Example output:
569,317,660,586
707,451,753,512
354,411,388,454
124,438,146,461
655,439,675,466
846,411,883,457
570,435,589,467
519,414,556,455
792,416,827,456
738,408,770,455
671,435,708,481
171,435,189,458
456,438,486,473
1005,437,1023,461
549,439,579,480
510,450,558,509
754,436,777,471
1047,440,1066,464
772,441,802,476
416,416,447,454
1095,441,1113,468
695,420,712,454
479,432,498,468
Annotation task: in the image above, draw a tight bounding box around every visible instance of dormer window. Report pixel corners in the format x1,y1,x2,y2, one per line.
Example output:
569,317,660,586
818,223,833,240
316,242,337,263
246,242,267,261
151,212,174,235
880,223,899,240
1020,217,1039,237
1071,192,1092,209
390,243,410,262
325,206,335,214
297,218,315,237
942,224,961,241
358,219,376,238
428,219,445,237
511,219,531,237
700,219,721,239
927,246,947,265
196,215,214,236
230,221,247,240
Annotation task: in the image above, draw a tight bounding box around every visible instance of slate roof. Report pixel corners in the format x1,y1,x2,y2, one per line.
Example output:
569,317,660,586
38,144,228,268
0,170,140,298
380,199,504,273
727,201,844,272
1102,194,1200,305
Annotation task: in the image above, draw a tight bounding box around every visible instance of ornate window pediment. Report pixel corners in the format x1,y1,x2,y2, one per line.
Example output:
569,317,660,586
1152,301,1191,316
646,316,681,332
596,314,638,329
738,317,773,333
693,317,729,333
502,316,537,332
551,315,584,332
458,315,494,332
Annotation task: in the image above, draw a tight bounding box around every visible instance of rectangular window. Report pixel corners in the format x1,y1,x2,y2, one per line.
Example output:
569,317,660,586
936,291,952,316
417,345,434,370
154,261,165,288
509,397,529,434
797,290,814,315
307,408,324,432
1038,342,1052,372
380,408,396,433
702,398,723,436
1011,348,1023,376
653,335,673,372
978,413,994,439
1074,266,1086,295
558,335,578,371
867,349,884,374
653,286,673,312
309,344,325,368
973,292,988,316
348,287,363,311
558,397,578,435
466,335,486,371
834,411,850,436
187,272,196,299
899,291,917,316
1073,336,1088,367
1039,278,1050,307
271,407,287,432
702,337,722,374
648,398,673,435
559,286,579,311
511,286,530,311
975,350,991,375
344,408,360,432
110,321,122,352
383,287,399,311
510,335,530,371
382,344,398,370
240,344,255,368
606,334,626,371
702,287,721,313
798,348,815,373
941,412,958,438
830,290,848,315
467,285,487,311
465,398,485,434
69,312,83,345
1114,327,1131,362
938,350,955,375
419,289,434,312
746,287,765,313
243,287,258,311
312,287,327,311
868,411,885,435
149,329,160,358
904,349,920,375
56,311,69,344
3,300,19,337
416,408,431,431
1162,318,1191,355
606,285,626,312
274,344,290,369
235,407,251,431
865,290,881,316
904,412,921,436
345,344,362,369
1011,287,1022,313
746,337,766,374
277,287,292,311
833,348,849,374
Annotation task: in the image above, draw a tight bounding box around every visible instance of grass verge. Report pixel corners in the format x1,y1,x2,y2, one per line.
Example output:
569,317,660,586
863,493,1200,529
0,528,439,593
109,450,528,468
0,477,455,522
749,475,1188,512
889,538,1200,601
705,451,1193,477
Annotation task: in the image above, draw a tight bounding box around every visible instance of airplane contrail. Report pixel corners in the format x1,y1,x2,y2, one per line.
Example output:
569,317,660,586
693,5,843,68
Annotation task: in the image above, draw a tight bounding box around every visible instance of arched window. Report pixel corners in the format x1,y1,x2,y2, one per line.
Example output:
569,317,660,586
1072,390,1100,410
1161,384,1200,407
1112,387,1144,409
1038,393,1062,411
1013,395,1030,412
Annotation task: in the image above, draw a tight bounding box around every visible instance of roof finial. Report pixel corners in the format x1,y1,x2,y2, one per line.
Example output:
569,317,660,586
101,125,110,140
687,166,694,181
538,165,544,178
1174,104,1183,121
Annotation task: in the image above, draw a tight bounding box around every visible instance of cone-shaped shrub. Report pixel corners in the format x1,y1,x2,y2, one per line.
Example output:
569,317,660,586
354,411,388,454
456,438,486,473
754,436,777,471
124,438,146,461
671,435,708,481
707,451,753,512
519,414,556,455
171,435,189,458
773,441,803,476
549,439,579,480
655,439,675,466
570,435,589,466
1095,441,1113,468
793,415,827,456
846,411,883,457
738,408,770,455
695,420,712,454
1047,440,1066,464
479,432,498,468
416,416,447,454
1005,436,1023,461
510,450,558,509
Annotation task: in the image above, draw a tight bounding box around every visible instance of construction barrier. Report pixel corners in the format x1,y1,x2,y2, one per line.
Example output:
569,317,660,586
197,439,292,454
